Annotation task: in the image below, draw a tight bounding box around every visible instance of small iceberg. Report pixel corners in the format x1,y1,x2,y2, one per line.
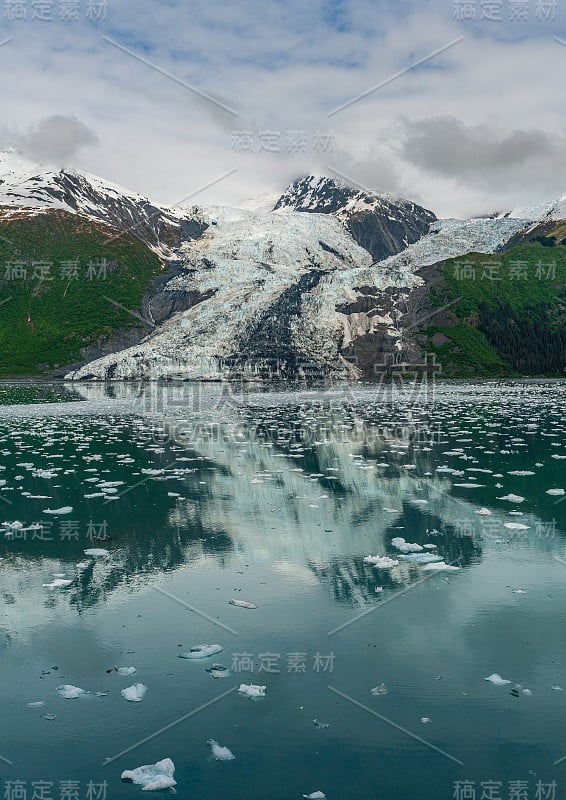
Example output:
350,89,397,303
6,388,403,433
43,578,73,589
504,523,530,530
207,739,235,761
121,683,147,702
391,537,423,553
43,507,73,515
484,673,511,686
303,792,326,799
56,685,86,699
238,683,266,699
363,555,399,569
115,666,137,675
206,663,230,678
422,561,460,571
84,548,109,557
477,508,492,515
179,644,223,659
370,683,388,696
546,489,565,496
27,701,45,707
498,494,525,503
229,599,257,609
121,758,176,791
398,553,443,564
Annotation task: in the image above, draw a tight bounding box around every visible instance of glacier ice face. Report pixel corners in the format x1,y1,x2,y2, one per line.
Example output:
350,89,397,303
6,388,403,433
63,205,536,382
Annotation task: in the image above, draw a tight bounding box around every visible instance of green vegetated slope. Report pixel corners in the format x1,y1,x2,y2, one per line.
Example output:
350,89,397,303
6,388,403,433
425,228,566,377
0,210,162,377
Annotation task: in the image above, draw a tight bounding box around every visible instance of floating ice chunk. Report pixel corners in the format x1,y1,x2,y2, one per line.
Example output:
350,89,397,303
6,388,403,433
303,792,326,799
116,667,137,675
504,523,530,530
363,555,399,568
121,758,176,791
238,683,266,699
477,508,492,516
370,683,388,695
27,701,45,707
552,685,564,691
43,507,73,515
229,599,257,609
121,683,147,702
422,561,460,571
313,718,330,729
206,663,230,678
398,553,443,564
207,739,235,761
43,578,73,589
512,589,527,594
484,673,511,686
453,483,485,488
56,685,85,699
498,494,525,503
523,688,532,696
421,717,431,723
546,489,565,496
84,548,109,557
508,471,535,476
391,537,423,553
179,644,223,659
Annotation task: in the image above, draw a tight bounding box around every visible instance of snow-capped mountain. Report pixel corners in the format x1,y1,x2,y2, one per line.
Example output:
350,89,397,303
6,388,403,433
0,148,206,253
274,175,437,261
0,151,559,381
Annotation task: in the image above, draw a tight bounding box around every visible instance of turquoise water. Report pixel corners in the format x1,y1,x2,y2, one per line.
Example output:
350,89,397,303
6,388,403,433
1,380,566,799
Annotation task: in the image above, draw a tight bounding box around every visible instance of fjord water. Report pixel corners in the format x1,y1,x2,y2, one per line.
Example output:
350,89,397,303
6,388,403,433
1,380,566,800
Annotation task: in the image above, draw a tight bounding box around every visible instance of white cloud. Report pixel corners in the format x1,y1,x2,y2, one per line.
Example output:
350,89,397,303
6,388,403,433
0,0,564,215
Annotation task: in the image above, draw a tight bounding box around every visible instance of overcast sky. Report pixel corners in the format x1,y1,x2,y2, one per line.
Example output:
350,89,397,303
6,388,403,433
1,0,565,217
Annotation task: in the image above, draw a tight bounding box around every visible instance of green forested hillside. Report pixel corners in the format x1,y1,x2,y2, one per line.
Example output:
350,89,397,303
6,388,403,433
0,210,162,376
425,232,566,377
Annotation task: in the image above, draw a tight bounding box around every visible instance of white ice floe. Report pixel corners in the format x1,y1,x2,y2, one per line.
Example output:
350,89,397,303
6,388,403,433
229,599,257,609
363,555,399,568
546,489,565,496
497,494,525,503
477,508,492,515
179,644,224,659
238,683,266,699
121,758,176,791
512,589,527,594
484,673,511,686
370,683,388,695
116,667,137,675
398,553,443,564
43,578,73,589
422,561,460,571
43,506,73,515
56,685,86,699
27,701,45,707
84,548,109,557
504,523,530,530
207,739,235,761
391,537,423,553
121,683,147,702
303,792,326,799
421,717,431,723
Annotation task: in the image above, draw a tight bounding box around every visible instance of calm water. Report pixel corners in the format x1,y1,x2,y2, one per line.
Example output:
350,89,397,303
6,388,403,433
1,380,566,800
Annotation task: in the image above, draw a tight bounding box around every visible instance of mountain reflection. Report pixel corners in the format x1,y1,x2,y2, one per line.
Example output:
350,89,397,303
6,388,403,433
2,380,564,623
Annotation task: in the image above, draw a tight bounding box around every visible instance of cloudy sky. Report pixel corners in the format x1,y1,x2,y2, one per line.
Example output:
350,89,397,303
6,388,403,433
1,0,566,217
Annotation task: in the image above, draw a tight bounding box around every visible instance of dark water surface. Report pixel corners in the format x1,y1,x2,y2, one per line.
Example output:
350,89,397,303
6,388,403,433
1,380,565,800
